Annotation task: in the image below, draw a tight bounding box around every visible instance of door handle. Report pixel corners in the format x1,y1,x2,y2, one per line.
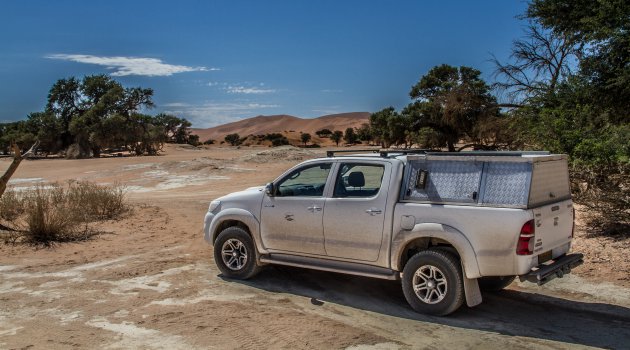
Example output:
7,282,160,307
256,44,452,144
365,208,382,215
307,205,322,212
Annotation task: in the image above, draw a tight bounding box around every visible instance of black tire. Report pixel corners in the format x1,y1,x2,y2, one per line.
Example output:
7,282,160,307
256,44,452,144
401,249,464,316
213,226,260,279
478,276,516,292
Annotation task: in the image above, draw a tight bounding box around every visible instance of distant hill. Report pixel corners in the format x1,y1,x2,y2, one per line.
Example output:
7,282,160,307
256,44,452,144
192,112,370,143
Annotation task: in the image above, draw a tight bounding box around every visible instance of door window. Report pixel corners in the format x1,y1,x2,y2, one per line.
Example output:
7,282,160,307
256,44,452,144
276,163,331,197
333,163,385,198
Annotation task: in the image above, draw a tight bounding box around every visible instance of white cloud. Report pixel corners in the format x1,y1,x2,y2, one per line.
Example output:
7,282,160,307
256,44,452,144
46,54,217,77
321,89,343,93
312,107,342,115
162,102,280,128
226,85,276,94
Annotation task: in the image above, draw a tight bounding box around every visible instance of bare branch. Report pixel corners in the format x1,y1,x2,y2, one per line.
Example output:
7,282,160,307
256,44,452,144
22,140,41,158
492,23,577,102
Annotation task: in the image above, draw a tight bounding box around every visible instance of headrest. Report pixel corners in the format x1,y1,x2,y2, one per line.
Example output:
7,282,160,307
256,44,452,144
348,171,365,187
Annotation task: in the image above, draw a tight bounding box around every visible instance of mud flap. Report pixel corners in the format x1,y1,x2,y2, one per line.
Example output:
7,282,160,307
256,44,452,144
462,263,482,307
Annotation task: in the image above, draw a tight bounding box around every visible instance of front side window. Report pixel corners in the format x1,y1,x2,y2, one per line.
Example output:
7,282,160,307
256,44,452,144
333,163,385,198
276,163,331,197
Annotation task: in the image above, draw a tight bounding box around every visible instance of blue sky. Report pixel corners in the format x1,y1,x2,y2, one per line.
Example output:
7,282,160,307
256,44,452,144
0,0,528,128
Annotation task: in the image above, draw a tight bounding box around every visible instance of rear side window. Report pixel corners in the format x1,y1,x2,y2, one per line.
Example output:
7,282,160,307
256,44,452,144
333,163,384,198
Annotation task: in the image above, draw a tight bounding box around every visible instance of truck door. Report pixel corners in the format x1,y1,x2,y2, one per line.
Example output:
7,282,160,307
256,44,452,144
260,162,332,256
323,162,390,261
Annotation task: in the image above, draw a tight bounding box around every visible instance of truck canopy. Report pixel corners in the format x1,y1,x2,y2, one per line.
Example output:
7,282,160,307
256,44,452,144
401,153,571,209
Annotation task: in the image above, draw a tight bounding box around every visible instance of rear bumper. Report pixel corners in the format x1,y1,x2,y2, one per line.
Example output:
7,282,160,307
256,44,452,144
519,253,584,286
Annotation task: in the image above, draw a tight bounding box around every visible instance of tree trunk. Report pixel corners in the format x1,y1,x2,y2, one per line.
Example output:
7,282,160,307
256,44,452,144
0,142,39,199
447,140,456,152
0,144,24,199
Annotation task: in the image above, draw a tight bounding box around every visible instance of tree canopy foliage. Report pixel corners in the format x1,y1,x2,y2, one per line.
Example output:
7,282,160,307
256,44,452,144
365,1,628,234
330,130,343,146
370,65,507,151
501,0,629,235
0,75,197,157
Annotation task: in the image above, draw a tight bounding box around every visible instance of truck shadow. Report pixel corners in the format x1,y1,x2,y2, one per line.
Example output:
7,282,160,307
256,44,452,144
229,266,630,349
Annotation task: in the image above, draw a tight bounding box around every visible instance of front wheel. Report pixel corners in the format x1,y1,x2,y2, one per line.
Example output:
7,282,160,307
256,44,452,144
213,226,260,279
402,249,464,316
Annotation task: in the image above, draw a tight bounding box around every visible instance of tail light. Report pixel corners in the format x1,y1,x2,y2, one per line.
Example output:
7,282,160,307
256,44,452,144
516,219,535,255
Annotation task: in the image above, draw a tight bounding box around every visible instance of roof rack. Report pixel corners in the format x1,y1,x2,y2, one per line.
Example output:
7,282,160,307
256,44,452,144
378,149,434,157
326,148,435,158
325,149,550,158
326,149,380,157
424,151,550,157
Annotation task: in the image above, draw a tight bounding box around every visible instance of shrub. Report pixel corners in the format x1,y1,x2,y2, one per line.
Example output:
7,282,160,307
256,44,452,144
264,133,290,147
225,133,241,146
23,186,85,243
203,139,215,145
271,137,289,147
0,190,24,222
187,134,200,146
0,181,129,245
315,128,332,137
65,181,128,220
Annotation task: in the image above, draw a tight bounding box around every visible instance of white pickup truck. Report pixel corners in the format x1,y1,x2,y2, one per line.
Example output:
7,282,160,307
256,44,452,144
203,150,583,315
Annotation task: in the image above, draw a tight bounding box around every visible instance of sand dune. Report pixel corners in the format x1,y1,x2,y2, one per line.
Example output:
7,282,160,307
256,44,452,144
192,112,370,142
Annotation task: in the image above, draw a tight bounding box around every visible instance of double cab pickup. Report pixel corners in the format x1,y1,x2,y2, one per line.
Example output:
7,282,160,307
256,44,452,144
203,150,583,315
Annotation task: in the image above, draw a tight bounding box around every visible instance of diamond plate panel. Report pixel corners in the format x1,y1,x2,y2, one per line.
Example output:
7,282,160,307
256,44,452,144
480,162,531,206
408,160,482,203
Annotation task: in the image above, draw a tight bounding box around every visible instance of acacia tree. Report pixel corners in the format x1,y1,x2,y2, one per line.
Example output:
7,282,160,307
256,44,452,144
343,128,357,145
330,130,343,146
355,123,372,143
46,75,154,157
300,132,311,146
369,107,397,147
405,65,500,151
492,24,576,104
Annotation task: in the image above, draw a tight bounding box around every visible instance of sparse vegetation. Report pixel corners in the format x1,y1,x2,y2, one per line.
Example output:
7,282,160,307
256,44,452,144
263,133,290,147
224,133,241,146
0,181,129,245
330,130,343,146
343,127,357,145
315,128,332,137
300,132,312,146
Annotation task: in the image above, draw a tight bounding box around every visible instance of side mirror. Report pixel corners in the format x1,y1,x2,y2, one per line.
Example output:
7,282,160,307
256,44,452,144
265,182,275,196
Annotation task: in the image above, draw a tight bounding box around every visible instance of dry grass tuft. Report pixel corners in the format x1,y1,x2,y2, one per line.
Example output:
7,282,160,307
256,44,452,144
0,181,129,245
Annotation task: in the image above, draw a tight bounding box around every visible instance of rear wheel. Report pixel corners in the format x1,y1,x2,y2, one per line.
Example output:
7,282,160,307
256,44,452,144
213,226,260,279
402,249,464,316
478,276,516,292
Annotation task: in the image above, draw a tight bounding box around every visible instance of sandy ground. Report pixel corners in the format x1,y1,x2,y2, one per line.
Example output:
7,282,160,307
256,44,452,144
1,145,629,350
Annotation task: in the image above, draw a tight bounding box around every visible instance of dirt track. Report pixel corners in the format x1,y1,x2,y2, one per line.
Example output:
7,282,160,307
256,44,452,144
1,145,629,349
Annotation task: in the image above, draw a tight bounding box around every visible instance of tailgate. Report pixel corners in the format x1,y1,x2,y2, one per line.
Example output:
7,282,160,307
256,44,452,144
531,199,574,258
